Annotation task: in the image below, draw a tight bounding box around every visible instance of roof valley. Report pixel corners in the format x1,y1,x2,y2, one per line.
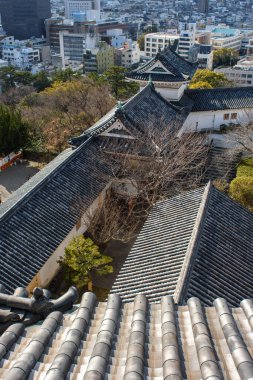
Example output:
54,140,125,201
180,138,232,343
174,182,213,304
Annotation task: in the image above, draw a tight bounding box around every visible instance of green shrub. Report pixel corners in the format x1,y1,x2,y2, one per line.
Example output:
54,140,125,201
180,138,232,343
229,176,253,212
236,158,253,177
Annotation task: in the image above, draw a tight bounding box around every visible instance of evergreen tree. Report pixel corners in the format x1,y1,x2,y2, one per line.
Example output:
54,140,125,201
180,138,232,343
104,66,139,99
0,104,28,154
58,235,113,289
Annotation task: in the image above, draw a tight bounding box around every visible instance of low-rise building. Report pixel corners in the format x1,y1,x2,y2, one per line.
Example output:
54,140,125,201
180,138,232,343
2,37,40,69
215,57,253,86
144,31,179,57
115,42,140,68
83,41,114,73
197,44,213,69
210,27,242,51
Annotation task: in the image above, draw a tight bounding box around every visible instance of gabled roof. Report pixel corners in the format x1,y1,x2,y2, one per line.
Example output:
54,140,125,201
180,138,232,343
126,47,197,82
111,183,253,306
70,84,188,148
1,290,253,380
0,139,109,293
180,86,253,112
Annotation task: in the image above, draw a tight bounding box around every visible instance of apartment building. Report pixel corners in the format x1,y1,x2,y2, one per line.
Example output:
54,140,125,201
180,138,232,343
210,27,242,51
215,57,253,86
144,31,179,57
178,22,196,60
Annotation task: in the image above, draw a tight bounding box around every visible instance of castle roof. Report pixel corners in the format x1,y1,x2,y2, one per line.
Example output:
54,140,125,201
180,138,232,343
70,83,187,148
0,290,253,380
111,183,253,306
126,47,198,83
176,86,253,111
0,140,109,293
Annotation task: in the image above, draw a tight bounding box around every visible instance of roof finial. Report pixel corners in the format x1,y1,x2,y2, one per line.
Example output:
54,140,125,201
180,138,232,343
117,100,123,110
148,74,153,85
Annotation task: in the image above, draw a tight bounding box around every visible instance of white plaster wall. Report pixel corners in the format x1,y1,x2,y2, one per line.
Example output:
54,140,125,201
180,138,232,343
180,108,252,133
38,190,106,287
140,83,187,101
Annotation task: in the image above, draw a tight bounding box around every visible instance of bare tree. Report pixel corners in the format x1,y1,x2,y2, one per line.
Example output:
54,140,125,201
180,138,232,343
85,120,209,243
226,123,253,155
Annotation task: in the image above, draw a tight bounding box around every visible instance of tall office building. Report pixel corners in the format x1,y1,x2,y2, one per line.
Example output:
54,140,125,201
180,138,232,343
0,0,51,40
198,0,209,14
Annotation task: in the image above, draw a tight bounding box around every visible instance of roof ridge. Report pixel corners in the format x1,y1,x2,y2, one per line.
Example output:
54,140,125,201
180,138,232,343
173,182,213,304
162,47,197,68
186,86,253,93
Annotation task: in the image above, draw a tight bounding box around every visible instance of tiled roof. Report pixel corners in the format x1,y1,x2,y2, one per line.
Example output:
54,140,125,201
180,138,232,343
70,84,188,148
0,286,78,334
183,86,253,111
183,184,253,306
111,187,205,303
126,47,197,82
0,139,108,294
111,183,253,306
1,291,253,380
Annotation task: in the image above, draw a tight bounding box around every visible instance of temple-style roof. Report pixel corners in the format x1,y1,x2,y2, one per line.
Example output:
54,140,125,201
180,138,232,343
125,47,198,83
1,290,253,380
111,183,253,306
177,86,253,112
0,286,78,334
0,140,109,293
70,83,188,148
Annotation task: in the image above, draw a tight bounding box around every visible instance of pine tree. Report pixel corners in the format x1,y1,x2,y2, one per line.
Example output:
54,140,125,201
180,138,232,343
58,235,113,289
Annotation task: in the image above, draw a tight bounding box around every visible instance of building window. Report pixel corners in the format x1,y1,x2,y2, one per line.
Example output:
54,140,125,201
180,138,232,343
231,113,237,120
223,113,229,120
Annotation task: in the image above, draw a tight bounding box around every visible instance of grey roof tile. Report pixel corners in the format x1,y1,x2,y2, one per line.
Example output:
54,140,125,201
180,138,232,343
111,183,253,307
70,84,188,149
180,86,253,112
0,291,253,380
0,140,108,293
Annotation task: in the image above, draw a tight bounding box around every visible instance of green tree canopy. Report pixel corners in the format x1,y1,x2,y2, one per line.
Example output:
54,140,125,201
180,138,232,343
137,34,145,51
103,66,139,99
229,176,253,212
58,235,113,289
0,66,33,92
188,81,213,89
51,68,81,83
0,104,28,154
189,69,232,89
33,71,51,92
213,48,239,68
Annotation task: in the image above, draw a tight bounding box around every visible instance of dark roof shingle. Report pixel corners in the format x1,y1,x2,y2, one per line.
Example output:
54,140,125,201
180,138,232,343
111,183,253,306
126,47,197,82
0,140,108,293
183,86,253,111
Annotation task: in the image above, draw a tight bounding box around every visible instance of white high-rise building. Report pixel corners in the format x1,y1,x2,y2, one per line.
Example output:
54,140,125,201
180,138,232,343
178,22,196,60
65,0,100,19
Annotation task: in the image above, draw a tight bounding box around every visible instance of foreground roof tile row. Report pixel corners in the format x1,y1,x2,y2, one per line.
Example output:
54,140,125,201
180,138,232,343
1,291,253,380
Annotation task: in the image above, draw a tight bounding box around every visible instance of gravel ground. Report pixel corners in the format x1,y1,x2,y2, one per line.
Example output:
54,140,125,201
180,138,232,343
0,162,39,202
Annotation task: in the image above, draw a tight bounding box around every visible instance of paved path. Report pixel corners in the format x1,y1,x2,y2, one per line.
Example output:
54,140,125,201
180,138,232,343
0,162,39,202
